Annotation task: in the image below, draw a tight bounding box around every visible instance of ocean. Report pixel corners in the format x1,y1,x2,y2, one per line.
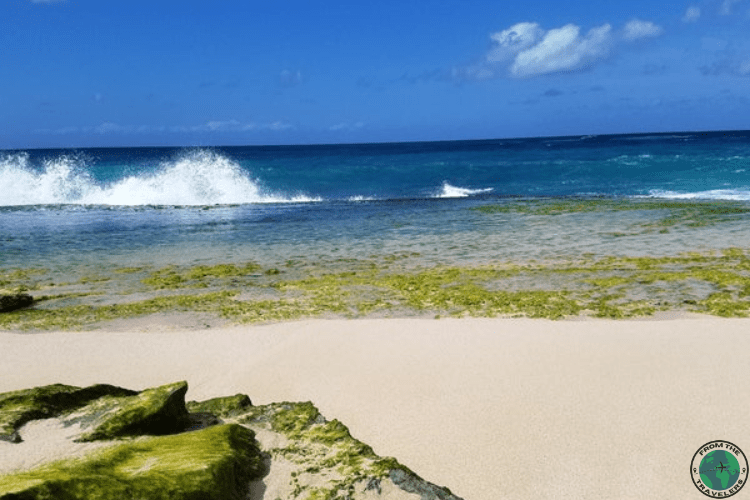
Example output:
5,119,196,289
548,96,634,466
1,130,750,272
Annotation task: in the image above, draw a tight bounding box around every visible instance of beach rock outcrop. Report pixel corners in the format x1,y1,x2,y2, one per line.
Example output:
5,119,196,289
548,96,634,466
0,382,464,500
73,381,190,442
186,393,252,418
0,383,136,443
0,293,33,313
0,423,265,500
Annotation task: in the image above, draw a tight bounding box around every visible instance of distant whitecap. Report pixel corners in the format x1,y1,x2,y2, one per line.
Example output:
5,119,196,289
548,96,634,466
434,182,493,198
647,189,750,201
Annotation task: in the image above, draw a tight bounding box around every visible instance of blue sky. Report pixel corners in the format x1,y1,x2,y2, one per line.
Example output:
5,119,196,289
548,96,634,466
2,0,749,148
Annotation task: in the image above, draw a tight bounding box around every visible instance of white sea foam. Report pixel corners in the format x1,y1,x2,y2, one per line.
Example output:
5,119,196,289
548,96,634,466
646,189,750,201
434,182,493,198
0,150,319,206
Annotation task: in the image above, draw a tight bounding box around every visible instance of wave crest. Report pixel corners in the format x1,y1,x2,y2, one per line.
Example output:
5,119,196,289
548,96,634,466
434,182,493,198
0,150,318,206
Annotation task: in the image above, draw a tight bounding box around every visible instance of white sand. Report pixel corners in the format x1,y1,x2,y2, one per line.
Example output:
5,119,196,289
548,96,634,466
1,317,748,499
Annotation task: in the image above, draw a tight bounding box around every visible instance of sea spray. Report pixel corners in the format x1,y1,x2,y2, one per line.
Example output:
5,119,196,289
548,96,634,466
0,150,319,206
434,182,493,198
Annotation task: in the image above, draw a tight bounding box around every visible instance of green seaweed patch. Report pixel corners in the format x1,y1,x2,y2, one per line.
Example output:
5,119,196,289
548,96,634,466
185,263,262,279
238,402,418,499
219,298,325,324
78,275,111,284
187,394,253,418
112,266,146,274
74,381,189,442
589,296,657,319
0,423,265,500
0,384,136,443
276,266,579,319
697,292,750,317
142,262,263,289
0,291,238,330
473,198,750,234
141,267,192,289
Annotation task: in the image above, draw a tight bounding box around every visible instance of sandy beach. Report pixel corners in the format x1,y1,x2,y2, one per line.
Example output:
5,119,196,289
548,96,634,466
1,316,747,499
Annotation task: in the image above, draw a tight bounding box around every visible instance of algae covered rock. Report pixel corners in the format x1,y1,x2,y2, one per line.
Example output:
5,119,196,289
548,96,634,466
74,381,190,442
0,423,265,500
1,382,465,500
0,293,33,313
236,401,465,500
0,384,136,443
186,393,252,418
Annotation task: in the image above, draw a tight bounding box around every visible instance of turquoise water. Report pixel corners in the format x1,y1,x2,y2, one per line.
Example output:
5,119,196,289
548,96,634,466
1,131,749,270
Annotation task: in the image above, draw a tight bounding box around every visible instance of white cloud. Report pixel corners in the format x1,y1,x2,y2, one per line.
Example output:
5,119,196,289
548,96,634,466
487,22,545,62
510,24,613,77
483,19,663,79
623,19,664,41
682,6,701,22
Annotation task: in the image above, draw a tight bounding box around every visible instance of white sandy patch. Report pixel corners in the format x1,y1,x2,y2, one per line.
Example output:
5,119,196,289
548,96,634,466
0,419,113,475
2,317,749,499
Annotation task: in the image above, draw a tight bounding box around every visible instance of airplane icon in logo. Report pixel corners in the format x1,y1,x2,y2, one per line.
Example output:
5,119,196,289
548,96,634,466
717,462,728,473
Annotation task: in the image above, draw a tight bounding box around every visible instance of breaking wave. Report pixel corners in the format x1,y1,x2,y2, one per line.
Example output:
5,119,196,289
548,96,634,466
0,150,319,206
434,182,493,198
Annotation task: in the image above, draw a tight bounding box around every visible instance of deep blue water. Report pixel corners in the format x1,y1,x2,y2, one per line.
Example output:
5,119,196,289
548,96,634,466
1,130,749,269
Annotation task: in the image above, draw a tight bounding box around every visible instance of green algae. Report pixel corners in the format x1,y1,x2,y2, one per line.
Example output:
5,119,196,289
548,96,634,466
473,198,750,234
697,292,750,317
112,267,145,274
186,394,252,418
74,382,189,442
0,423,264,500
0,384,137,443
0,292,237,330
238,401,417,500
4,246,750,329
142,262,263,289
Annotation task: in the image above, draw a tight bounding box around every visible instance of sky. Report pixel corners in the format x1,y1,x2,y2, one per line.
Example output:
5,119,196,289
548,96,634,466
1,0,749,149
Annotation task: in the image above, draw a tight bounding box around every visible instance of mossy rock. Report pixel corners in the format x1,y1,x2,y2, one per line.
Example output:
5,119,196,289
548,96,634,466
0,423,265,500
186,394,252,418
0,384,137,443
0,293,34,313
237,401,464,499
74,381,190,442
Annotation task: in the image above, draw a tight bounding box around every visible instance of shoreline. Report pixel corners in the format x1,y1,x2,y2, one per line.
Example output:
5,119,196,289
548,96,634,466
3,245,750,331
2,316,748,499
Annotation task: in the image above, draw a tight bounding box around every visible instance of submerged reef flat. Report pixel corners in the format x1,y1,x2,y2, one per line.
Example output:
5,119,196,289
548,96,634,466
2,249,750,328
2,199,750,329
0,382,462,500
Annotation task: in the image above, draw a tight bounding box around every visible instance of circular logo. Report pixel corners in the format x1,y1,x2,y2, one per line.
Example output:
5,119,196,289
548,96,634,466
691,440,749,497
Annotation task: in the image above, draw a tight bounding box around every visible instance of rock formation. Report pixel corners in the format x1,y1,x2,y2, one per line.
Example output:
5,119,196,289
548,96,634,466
0,293,33,313
0,382,464,500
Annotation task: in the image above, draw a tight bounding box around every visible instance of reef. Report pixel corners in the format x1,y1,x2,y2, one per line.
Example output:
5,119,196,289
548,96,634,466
0,382,463,500
3,199,750,329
